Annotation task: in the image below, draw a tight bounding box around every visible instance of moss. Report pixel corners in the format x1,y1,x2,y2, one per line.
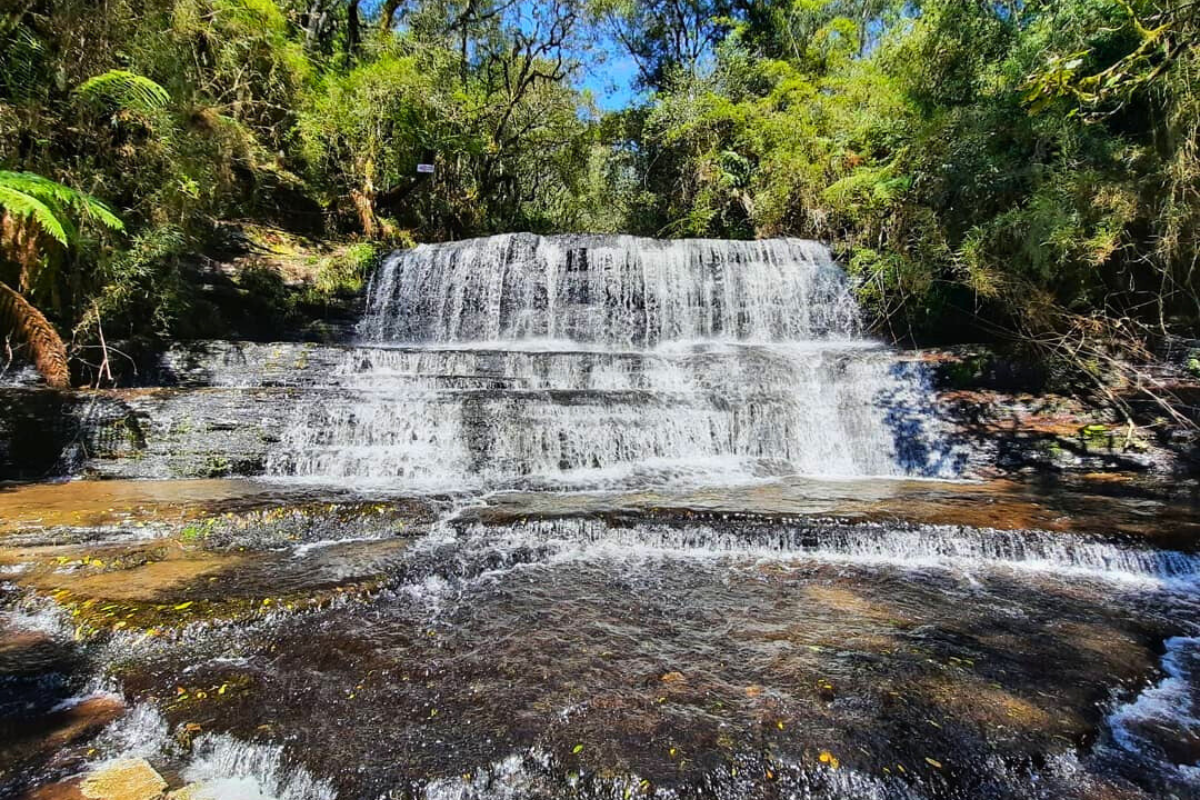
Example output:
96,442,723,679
1079,424,1112,448
1041,439,1064,458
201,455,231,478
179,518,217,543
941,354,992,389
309,242,382,298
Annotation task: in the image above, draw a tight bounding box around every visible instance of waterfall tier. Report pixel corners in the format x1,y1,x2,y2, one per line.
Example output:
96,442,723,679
359,234,860,346
268,234,963,488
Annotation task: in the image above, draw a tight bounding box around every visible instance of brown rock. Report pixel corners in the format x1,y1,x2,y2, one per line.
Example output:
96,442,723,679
17,778,86,800
79,759,167,800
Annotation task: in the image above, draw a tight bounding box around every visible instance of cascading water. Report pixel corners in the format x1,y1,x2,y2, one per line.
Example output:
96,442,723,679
10,234,1200,800
267,234,963,488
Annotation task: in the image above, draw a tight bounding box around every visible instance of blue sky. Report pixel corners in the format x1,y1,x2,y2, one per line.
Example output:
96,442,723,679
577,43,643,111
361,0,643,112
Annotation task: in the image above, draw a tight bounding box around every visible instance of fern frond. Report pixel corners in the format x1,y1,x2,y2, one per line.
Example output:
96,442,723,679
0,171,81,204
0,184,68,244
0,23,45,101
0,280,69,388
0,171,124,240
75,69,170,112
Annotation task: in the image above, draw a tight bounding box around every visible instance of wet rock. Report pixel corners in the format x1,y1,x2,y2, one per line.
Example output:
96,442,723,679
37,696,127,753
0,390,133,481
79,759,166,800
166,785,207,800
17,778,87,800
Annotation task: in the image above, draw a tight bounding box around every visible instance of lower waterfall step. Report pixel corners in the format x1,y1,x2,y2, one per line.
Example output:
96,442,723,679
1,338,971,484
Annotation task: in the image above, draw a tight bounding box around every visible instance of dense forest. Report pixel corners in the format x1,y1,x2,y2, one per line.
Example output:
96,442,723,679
1,0,1198,397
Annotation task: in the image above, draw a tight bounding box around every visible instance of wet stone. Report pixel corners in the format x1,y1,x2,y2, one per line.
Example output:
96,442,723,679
80,760,166,800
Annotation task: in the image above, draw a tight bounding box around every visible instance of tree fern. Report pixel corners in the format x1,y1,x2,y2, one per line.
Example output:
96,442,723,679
75,69,171,112
0,171,124,246
0,184,68,244
0,21,45,101
0,280,69,388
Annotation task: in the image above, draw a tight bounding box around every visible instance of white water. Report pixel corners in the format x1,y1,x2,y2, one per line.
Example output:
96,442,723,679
89,704,334,800
1105,634,1200,782
267,234,963,487
358,235,860,345
429,518,1200,588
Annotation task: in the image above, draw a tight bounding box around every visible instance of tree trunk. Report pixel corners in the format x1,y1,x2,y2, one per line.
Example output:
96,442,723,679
350,187,378,239
347,0,362,56
1,211,43,296
304,0,332,51
379,0,402,33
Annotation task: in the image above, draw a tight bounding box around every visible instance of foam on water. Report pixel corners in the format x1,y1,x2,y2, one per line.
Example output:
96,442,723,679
95,703,174,762
2,597,76,641
89,705,335,800
180,735,337,800
1105,635,1200,783
436,518,1200,588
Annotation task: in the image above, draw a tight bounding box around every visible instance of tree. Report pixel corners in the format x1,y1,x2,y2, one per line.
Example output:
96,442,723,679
592,0,735,89
0,171,124,386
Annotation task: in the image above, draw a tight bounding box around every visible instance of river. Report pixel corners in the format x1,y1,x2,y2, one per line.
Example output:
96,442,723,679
1,235,1197,800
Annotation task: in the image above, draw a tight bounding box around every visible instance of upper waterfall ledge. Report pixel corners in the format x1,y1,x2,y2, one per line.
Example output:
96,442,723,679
359,234,862,347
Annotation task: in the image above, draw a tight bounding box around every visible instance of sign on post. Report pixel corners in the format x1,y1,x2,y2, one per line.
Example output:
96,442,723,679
416,163,435,174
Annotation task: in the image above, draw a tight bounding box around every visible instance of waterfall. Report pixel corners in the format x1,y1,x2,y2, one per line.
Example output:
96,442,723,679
267,234,964,488
358,234,861,345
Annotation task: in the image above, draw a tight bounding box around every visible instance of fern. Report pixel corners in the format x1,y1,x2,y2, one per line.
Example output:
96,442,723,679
0,171,124,246
0,280,69,388
75,69,170,112
0,184,68,244
0,22,45,101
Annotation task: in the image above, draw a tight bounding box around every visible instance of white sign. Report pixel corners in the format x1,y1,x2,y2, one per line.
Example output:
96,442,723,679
416,163,435,174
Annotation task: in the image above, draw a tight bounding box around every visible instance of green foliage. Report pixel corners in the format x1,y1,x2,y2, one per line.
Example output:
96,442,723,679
0,0,595,348
313,242,382,296
0,171,123,246
594,0,1200,349
1,0,1197,374
75,70,171,112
